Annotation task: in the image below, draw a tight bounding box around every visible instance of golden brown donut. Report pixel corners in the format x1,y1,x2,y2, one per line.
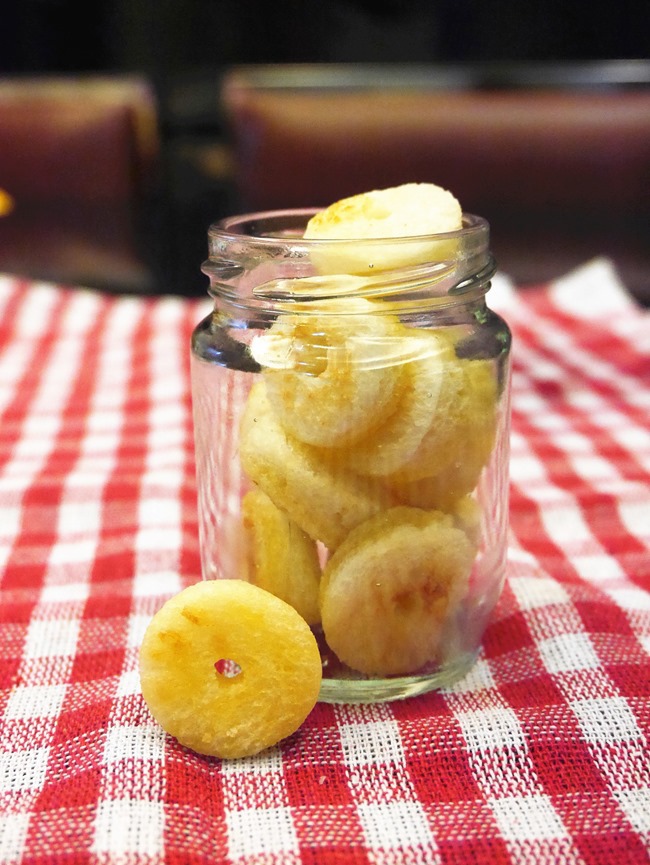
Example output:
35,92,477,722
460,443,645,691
320,507,475,676
139,580,322,759
242,487,321,626
238,381,394,550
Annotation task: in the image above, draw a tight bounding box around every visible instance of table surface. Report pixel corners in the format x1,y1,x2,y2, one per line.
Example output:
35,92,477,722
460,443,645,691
1,259,649,865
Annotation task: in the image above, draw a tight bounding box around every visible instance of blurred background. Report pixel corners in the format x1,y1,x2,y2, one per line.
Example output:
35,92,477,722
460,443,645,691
2,0,648,73
0,0,649,299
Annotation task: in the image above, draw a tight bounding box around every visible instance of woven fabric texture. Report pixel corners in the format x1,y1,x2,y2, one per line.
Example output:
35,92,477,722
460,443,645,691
0,259,649,865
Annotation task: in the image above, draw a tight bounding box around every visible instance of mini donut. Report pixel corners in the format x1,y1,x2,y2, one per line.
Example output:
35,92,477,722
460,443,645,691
325,329,455,476
304,183,463,275
320,506,475,677
238,381,394,550
387,457,491,515
139,580,322,759
387,356,498,485
242,487,321,626
260,300,406,447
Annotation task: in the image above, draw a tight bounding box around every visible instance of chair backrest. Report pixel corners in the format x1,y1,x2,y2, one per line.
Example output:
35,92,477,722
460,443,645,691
0,76,161,293
221,63,650,302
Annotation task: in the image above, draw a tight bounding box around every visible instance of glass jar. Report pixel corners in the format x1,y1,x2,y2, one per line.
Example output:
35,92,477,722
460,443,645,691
190,209,511,703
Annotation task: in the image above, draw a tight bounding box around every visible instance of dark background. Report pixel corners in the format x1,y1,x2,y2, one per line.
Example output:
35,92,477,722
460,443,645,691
2,0,648,78
2,0,648,297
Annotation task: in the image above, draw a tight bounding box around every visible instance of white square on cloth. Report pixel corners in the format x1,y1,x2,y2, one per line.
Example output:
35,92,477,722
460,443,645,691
571,696,642,744
116,668,141,698
0,812,31,862
84,409,125,435
490,794,568,841
548,257,633,319
447,657,495,694
539,504,593,547
614,788,650,835
570,455,620,483
339,720,405,768
40,582,90,603
456,707,526,752
17,416,61,457
572,555,625,583
5,684,67,720
48,539,98,567
56,501,102,537
549,431,591,454
358,801,436,852
24,618,79,659
509,453,547,484
227,807,298,859
138,498,181,528
0,748,49,793
538,633,601,674
607,587,650,612
221,747,284,777
126,613,154,649
132,569,182,600
135,526,183,554
92,799,164,856
510,575,570,610
618,499,650,539
0,505,21,540
103,724,166,764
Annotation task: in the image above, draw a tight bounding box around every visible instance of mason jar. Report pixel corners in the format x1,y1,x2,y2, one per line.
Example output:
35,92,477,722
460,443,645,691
190,209,511,703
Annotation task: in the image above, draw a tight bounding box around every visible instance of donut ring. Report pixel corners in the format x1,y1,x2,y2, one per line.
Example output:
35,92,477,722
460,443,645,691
320,507,475,676
239,381,393,550
329,330,455,476
260,301,405,448
242,487,321,626
387,356,497,484
139,580,322,759
387,456,489,512
304,183,463,275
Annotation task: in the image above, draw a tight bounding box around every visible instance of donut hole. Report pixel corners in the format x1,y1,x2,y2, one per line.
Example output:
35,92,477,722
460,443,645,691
214,658,242,678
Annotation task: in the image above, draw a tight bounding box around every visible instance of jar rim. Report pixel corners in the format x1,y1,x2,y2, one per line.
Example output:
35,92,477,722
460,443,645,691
203,209,494,310
208,209,489,245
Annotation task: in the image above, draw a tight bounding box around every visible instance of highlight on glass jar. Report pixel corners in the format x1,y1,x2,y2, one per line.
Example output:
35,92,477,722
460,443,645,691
190,189,511,703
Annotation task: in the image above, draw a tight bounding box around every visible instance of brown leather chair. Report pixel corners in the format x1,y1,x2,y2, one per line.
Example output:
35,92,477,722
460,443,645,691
0,77,161,293
221,63,650,303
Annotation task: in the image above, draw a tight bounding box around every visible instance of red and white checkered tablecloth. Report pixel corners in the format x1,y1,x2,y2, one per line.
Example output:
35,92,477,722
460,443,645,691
1,259,649,865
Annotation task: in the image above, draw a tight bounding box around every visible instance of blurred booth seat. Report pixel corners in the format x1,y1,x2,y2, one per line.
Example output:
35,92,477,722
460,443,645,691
220,63,650,304
0,77,161,293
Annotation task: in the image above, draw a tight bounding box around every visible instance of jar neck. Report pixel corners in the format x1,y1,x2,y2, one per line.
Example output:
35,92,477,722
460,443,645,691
202,210,495,319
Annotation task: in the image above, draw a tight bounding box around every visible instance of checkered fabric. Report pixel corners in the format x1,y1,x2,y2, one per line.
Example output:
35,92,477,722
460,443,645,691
1,258,649,865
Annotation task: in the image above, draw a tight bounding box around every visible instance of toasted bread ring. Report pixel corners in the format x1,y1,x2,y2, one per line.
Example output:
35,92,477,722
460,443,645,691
242,487,321,626
139,580,322,759
387,356,497,484
239,381,393,550
320,507,474,676
304,183,462,275
326,330,454,476
261,302,405,447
